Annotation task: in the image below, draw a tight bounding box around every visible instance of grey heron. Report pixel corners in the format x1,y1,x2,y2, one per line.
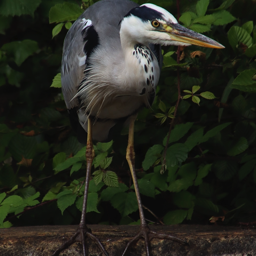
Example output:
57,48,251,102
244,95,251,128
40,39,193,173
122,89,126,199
53,0,224,255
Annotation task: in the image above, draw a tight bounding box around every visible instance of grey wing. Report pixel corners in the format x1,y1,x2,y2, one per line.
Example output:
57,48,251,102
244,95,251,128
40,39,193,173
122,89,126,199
61,18,93,109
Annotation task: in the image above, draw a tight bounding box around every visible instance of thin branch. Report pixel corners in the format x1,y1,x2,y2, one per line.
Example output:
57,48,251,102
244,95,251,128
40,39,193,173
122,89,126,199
143,204,164,225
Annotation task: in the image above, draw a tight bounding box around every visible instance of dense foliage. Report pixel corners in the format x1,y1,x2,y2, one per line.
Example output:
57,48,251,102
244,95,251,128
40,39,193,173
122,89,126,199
1,0,256,229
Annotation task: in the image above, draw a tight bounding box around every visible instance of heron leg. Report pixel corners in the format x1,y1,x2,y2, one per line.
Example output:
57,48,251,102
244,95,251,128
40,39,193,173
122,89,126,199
52,118,108,256
122,116,184,256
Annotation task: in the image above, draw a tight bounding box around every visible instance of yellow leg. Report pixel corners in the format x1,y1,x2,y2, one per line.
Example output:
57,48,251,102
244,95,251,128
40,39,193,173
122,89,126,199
52,117,108,256
122,116,184,256
126,116,146,225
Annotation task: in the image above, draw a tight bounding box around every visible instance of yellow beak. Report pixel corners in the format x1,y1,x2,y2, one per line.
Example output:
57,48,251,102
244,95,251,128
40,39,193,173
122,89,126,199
164,23,225,49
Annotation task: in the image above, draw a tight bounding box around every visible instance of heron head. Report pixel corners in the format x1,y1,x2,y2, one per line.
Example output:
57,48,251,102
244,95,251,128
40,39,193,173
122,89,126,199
121,3,224,49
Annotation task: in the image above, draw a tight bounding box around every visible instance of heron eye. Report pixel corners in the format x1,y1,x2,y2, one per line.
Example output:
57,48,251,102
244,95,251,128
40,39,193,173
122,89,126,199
151,20,160,28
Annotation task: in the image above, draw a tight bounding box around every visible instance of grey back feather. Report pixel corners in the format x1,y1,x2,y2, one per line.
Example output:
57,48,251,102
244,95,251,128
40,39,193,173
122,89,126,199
61,0,138,109
61,0,162,141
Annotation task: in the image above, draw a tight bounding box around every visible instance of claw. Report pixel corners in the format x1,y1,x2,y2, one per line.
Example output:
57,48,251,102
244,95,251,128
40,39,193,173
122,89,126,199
122,225,184,256
52,227,108,256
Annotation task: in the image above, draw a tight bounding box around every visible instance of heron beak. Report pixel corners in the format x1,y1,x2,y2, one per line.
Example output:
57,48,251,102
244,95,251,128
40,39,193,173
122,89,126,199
164,23,225,49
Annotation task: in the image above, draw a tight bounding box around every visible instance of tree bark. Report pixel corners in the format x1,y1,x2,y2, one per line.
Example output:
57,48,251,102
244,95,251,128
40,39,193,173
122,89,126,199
1,224,256,255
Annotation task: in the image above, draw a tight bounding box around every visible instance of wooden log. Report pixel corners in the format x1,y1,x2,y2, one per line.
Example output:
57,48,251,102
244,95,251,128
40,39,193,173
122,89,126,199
0,225,256,255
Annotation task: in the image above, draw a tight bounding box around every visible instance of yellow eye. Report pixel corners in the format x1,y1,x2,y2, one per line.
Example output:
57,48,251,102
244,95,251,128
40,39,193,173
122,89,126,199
151,20,160,28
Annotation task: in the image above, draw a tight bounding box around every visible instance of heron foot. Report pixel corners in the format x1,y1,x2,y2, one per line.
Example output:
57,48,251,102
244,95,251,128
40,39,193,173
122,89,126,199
121,224,185,256
52,226,108,256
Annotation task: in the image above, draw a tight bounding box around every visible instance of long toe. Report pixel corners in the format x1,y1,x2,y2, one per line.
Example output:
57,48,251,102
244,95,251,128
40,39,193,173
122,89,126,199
122,225,185,256
52,227,108,256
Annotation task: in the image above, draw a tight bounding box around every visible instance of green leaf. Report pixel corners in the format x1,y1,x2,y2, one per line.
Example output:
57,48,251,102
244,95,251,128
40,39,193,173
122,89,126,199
53,152,66,168
228,26,253,50
195,197,219,214
231,69,256,92
212,10,236,26
1,221,12,228
9,134,37,161
238,159,256,180
70,162,83,175
5,65,24,86
49,3,83,23
193,15,215,25
194,164,212,186
200,123,231,143
163,122,194,145
0,0,41,17
54,156,83,173
101,157,112,169
179,12,195,27
40,107,62,123
163,210,187,225
94,152,108,168
183,94,192,99
88,180,104,193
168,106,175,115
50,73,62,88
74,146,87,157
183,90,192,94
166,144,189,167
42,191,56,202
103,171,118,187
150,170,168,191
111,192,138,217
213,160,238,181
179,162,197,181
196,0,209,17
1,195,23,207
192,85,200,93
101,183,128,201
242,21,253,34
65,22,72,30
0,193,6,204
190,24,211,33
168,163,197,192
192,95,200,105
142,144,163,170
185,127,204,151
168,178,193,192
95,140,113,152
163,51,175,58
173,191,195,209
137,179,155,198
163,55,178,67
200,91,216,100
2,39,38,66
214,0,235,11
52,23,64,38
57,191,77,215
0,205,10,224
158,100,166,112
93,170,104,185
245,44,256,58
233,69,256,86
76,192,99,213
155,113,166,118
227,137,249,156
0,16,12,35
